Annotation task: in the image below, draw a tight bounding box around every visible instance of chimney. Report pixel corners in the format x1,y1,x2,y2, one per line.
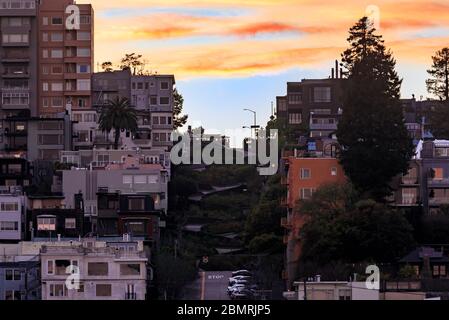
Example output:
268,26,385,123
331,68,335,79
340,68,343,79
335,60,339,79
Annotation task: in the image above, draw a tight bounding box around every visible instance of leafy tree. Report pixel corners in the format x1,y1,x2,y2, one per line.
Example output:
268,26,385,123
101,61,114,72
398,265,418,279
173,88,188,129
119,53,144,75
299,184,415,264
98,97,138,149
427,102,449,139
337,17,414,200
426,47,449,101
248,233,283,254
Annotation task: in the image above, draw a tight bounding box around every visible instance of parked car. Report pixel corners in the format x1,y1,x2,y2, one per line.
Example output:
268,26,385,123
228,279,250,286
228,276,251,284
232,270,252,277
227,284,246,295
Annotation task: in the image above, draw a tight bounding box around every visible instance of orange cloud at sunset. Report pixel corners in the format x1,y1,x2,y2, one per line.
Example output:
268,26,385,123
79,0,449,79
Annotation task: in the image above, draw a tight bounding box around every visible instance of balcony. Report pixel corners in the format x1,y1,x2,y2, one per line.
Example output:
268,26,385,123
152,124,173,130
428,197,449,205
0,1,36,10
401,177,419,185
4,129,27,137
152,141,173,147
1,54,30,62
1,103,29,110
428,178,449,187
149,105,172,113
309,123,338,131
2,70,29,78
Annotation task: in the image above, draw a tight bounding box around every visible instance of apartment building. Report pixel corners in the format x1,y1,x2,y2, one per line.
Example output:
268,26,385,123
281,138,346,289
0,156,31,187
40,241,147,300
0,188,25,241
0,0,38,119
0,260,40,300
60,151,169,241
419,140,449,215
38,0,93,116
276,61,344,141
27,193,85,240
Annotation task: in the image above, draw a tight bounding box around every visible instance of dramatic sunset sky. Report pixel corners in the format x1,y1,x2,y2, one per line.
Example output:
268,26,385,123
80,0,449,134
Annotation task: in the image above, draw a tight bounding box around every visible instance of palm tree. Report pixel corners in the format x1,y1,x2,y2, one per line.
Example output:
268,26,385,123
98,97,137,150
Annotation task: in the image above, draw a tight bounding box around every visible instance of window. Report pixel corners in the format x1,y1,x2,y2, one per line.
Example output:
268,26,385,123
51,49,63,58
71,114,82,123
54,260,70,275
42,32,48,42
43,49,49,58
39,150,59,160
123,175,133,184
289,113,302,124
80,15,91,24
51,83,63,92
43,98,49,108
37,217,56,231
338,289,351,301
47,260,54,275
51,97,63,108
150,96,157,105
300,188,315,200
120,264,141,276
314,87,332,103
152,117,159,125
160,82,169,90
51,65,63,74
133,175,147,184
331,167,338,176
77,64,90,73
432,168,444,180
137,82,143,90
51,17,63,25
49,284,67,297
128,198,145,211
1,202,19,211
76,31,91,41
288,94,302,104
77,79,91,91
38,134,62,145
96,284,112,297
84,113,96,122
300,168,311,180
65,218,76,229
160,117,167,125
43,82,49,91
2,33,28,44
160,97,169,105
0,222,18,231
5,269,21,281
43,17,49,25
5,290,21,300
88,263,109,276
148,175,158,183
51,32,63,42
77,48,91,57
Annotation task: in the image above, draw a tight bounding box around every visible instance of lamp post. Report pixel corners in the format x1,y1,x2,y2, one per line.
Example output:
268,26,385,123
243,108,259,139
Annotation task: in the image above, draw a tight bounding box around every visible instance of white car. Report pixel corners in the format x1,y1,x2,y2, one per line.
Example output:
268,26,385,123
228,276,251,284
227,284,246,294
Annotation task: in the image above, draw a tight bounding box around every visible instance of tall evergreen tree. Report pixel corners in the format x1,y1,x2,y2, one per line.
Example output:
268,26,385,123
426,47,449,101
337,17,414,200
173,88,188,129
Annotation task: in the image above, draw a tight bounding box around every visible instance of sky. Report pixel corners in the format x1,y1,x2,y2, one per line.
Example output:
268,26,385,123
80,0,449,134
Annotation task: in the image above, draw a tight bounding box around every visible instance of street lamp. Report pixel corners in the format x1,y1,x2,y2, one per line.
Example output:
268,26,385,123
243,108,259,138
